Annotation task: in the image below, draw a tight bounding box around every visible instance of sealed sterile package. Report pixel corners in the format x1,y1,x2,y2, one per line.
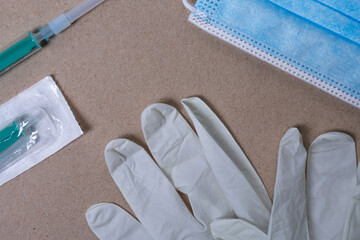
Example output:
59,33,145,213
0,76,83,186
183,0,360,109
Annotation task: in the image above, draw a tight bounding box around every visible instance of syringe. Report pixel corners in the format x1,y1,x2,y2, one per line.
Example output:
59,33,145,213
0,113,40,154
0,0,106,76
0,113,41,170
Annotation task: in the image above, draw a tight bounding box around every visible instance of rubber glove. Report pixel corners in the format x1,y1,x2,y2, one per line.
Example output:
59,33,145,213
86,97,272,240
209,128,310,240
307,132,359,240
343,186,360,240
87,139,212,240
210,130,359,240
343,187,360,240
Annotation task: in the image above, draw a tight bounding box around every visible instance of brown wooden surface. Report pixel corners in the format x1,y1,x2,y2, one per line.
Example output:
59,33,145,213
0,0,359,239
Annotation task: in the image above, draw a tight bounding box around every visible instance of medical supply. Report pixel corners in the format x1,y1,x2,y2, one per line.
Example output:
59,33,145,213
211,131,360,240
86,97,313,240
0,112,40,170
86,97,270,239
0,115,37,153
89,139,212,240
181,97,272,234
267,128,309,239
0,76,83,187
0,0,106,75
343,188,360,240
182,0,360,109
85,97,359,240
85,98,314,240
307,132,359,240
210,128,309,240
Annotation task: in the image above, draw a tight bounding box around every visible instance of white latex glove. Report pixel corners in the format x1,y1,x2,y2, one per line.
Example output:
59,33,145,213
210,130,360,240
343,186,360,240
209,128,310,240
86,97,271,240
307,132,360,240
87,139,212,240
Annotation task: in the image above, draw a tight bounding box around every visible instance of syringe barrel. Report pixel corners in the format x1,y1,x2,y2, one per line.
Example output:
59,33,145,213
0,30,47,76
0,122,23,153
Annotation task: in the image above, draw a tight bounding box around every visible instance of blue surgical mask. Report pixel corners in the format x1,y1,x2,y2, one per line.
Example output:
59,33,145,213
183,0,360,109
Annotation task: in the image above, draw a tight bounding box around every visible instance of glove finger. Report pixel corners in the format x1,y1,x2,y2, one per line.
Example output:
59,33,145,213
357,163,360,185
210,219,267,240
268,128,309,240
307,132,357,240
181,97,272,234
104,139,210,240
86,203,152,240
141,103,235,226
343,187,360,240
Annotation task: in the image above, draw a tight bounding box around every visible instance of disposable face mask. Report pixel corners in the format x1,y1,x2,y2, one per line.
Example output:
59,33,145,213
0,76,83,186
182,0,360,109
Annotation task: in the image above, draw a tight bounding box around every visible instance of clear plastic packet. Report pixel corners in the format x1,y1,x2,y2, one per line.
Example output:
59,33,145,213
0,76,83,186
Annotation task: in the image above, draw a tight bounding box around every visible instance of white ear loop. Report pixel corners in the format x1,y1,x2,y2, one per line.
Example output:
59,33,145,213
182,0,196,12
